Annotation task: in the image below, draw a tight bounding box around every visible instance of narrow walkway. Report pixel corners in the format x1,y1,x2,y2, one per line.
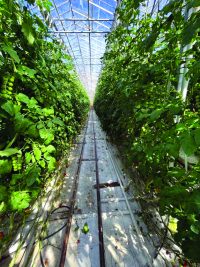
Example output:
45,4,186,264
2,110,169,267
63,109,155,267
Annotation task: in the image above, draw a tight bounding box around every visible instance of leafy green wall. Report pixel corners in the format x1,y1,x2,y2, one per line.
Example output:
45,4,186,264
0,0,89,214
95,0,200,262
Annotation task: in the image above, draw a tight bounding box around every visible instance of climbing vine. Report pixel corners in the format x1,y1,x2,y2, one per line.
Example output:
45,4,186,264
95,0,200,262
0,0,89,231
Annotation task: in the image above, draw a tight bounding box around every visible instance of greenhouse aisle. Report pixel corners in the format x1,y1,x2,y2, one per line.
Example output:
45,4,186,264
3,110,169,267
63,109,154,267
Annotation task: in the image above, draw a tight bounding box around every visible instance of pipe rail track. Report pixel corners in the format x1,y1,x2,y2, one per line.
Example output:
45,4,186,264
59,108,106,267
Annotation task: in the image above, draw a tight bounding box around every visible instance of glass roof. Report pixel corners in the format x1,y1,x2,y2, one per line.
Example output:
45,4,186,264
29,0,170,100
30,0,118,100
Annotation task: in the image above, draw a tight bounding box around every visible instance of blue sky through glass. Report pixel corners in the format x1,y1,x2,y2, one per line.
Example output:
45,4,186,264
48,0,118,100
30,0,169,100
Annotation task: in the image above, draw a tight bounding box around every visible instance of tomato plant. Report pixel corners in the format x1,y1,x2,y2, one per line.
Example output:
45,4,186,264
0,0,89,215
95,0,200,262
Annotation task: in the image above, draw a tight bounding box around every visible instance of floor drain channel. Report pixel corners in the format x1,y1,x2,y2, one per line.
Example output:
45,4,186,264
93,181,120,189
81,158,96,161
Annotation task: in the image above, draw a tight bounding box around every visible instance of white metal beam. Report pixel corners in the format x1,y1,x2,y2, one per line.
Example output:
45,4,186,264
89,1,113,15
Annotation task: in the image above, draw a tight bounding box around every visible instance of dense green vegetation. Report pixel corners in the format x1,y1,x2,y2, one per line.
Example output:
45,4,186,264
95,0,200,262
0,0,89,216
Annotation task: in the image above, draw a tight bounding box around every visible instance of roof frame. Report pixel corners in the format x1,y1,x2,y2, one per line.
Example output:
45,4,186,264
30,0,118,99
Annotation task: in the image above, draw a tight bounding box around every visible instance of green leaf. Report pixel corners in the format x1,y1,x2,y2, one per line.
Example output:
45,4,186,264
33,145,42,161
39,129,49,139
165,143,179,158
22,19,35,45
14,113,33,133
136,112,149,122
1,101,21,116
42,108,54,116
16,93,30,104
81,222,89,234
0,186,7,201
0,148,19,157
36,0,52,12
176,123,187,132
30,189,40,198
162,0,176,14
37,122,45,129
183,12,200,45
45,145,56,154
17,65,36,78
129,0,145,9
0,202,7,213
191,223,200,235
143,30,160,50
26,125,39,138
25,152,32,164
194,128,200,146
11,174,22,185
39,129,54,144
25,165,41,186
2,44,20,63
10,191,31,211
168,216,178,233
0,159,12,174
38,159,45,168
168,168,186,178
180,132,196,156
47,156,56,171
27,98,38,109
52,117,64,126
149,108,164,121
166,103,182,115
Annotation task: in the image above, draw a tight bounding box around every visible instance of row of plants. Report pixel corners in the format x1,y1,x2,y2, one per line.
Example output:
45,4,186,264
0,0,89,224
94,0,200,262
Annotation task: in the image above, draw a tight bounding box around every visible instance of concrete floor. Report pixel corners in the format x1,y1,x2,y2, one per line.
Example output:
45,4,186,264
2,110,175,267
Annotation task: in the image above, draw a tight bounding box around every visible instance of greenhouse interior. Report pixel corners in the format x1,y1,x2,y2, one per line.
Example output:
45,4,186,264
0,0,200,266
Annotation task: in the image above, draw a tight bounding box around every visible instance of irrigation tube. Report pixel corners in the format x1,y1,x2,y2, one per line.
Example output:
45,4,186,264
105,136,153,267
